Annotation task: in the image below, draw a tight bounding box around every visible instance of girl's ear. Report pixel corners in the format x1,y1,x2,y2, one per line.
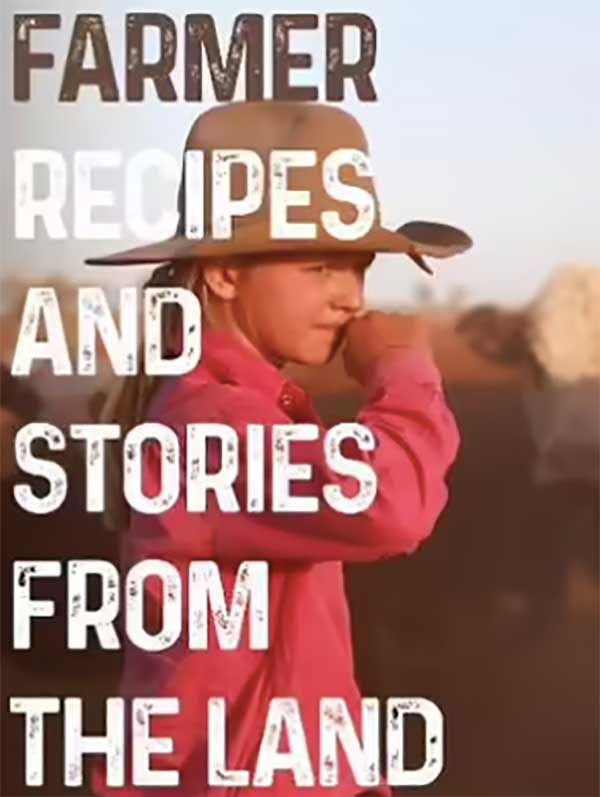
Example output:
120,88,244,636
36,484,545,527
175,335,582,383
203,264,241,300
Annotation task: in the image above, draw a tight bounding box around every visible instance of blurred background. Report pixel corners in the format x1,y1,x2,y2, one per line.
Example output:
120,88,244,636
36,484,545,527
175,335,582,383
2,0,599,794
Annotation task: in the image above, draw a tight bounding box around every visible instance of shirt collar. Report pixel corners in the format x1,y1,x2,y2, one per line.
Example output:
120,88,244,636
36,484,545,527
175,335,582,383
155,327,316,423
197,326,287,398
183,327,319,423
191,327,317,422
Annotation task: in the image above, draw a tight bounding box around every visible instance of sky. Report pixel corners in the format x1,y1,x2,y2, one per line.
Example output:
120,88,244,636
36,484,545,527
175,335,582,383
2,0,599,308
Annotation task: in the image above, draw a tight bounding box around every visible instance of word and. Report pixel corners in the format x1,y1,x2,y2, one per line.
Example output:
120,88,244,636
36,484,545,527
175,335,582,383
14,13,377,102
11,286,202,376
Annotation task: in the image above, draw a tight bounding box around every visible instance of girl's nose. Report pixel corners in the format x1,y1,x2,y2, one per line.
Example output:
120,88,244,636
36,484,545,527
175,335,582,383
330,269,365,315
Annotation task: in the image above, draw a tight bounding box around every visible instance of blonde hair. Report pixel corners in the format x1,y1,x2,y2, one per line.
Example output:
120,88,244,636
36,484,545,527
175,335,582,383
101,259,205,531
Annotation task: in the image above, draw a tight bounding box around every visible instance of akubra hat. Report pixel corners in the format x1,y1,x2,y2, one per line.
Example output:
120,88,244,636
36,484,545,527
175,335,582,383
85,101,472,273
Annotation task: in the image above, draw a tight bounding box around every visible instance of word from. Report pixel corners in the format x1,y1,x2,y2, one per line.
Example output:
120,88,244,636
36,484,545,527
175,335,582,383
13,559,268,651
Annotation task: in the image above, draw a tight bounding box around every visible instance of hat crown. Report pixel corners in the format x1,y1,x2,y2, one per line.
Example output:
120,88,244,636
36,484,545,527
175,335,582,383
185,100,370,153
85,100,473,267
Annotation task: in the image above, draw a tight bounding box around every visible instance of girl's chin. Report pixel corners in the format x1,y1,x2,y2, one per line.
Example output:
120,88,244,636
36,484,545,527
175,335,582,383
278,331,343,367
291,344,339,367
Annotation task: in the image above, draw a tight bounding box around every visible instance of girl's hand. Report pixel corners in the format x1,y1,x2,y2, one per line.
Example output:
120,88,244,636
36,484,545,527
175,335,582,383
342,311,430,384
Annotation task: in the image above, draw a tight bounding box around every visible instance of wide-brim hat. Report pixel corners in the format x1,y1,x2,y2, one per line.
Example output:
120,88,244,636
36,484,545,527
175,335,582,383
85,101,472,273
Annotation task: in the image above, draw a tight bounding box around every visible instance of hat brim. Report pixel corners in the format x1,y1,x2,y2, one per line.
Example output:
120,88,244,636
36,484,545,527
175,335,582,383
85,220,472,267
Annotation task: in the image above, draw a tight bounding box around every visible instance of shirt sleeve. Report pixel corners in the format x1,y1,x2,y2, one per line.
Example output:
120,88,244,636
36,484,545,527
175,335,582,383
148,348,460,564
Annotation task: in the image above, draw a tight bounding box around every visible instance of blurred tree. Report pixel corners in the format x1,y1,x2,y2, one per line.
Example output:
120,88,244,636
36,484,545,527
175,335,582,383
413,281,436,307
447,284,470,310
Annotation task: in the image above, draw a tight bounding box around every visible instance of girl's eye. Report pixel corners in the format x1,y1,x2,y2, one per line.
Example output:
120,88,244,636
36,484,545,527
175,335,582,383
306,265,327,274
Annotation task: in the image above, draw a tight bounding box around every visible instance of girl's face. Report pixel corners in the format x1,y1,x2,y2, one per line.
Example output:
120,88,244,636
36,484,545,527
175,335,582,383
209,252,373,366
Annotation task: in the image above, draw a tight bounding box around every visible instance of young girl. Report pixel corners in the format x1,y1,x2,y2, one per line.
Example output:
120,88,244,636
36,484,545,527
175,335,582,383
90,101,468,797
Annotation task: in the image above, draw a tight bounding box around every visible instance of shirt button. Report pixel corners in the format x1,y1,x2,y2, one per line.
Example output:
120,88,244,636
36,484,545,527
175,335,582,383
279,390,295,410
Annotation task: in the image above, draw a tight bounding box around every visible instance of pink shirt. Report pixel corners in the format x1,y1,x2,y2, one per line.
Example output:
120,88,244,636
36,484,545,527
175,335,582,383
93,328,459,797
